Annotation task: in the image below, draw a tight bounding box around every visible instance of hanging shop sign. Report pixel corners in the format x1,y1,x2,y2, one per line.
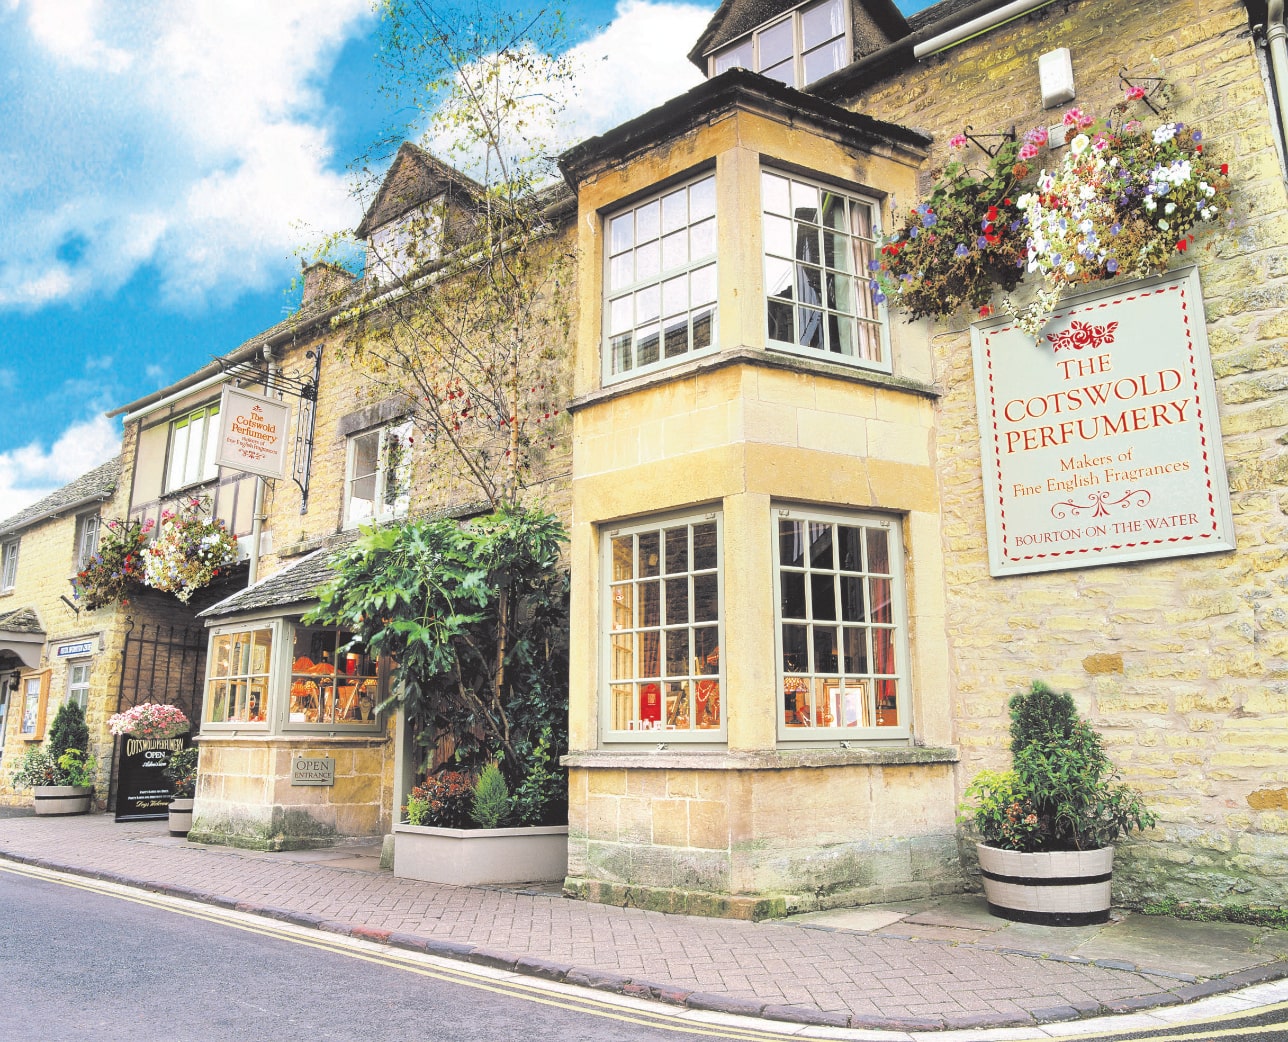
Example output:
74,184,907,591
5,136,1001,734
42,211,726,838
115,735,185,821
971,268,1235,577
215,385,291,480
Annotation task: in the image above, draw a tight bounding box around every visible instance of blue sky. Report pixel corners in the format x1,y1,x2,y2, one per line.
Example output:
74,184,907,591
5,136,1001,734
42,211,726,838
0,0,930,517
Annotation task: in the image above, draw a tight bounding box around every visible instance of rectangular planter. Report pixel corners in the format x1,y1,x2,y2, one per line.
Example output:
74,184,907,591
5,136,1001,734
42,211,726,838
393,822,569,885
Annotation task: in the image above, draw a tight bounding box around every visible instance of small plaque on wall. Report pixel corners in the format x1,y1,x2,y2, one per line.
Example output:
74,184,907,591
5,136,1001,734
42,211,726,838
291,756,335,786
971,268,1235,576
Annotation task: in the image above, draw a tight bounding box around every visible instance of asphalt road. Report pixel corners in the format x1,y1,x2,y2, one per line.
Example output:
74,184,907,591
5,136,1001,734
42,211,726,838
0,867,770,1042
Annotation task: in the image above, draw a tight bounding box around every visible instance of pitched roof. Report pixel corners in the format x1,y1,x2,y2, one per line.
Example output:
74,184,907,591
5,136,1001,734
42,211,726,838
354,143,485,240
198,546,339,619
0,606,44,635
0,456,121,537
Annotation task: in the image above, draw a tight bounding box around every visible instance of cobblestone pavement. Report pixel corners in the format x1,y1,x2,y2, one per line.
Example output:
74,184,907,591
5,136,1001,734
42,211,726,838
0,813,1284,1032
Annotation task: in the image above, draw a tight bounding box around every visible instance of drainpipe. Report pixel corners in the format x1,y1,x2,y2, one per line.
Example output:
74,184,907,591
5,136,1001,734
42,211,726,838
1266,0,1288,164
246,343,275,586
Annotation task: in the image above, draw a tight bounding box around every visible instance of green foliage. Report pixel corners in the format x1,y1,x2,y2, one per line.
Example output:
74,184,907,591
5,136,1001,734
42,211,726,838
1141,897,1288,930
75,517,150,610
406,770,474,828
12,746,96,789
470,762,511,829
164,747,199,799
47,700,90,765
960,681,1156,852
56,749,97,788
509,725,567,827
306,505,569,795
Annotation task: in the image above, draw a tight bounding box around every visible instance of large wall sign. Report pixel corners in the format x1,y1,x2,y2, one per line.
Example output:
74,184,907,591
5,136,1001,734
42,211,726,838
971,268,1235,576
215,386,291,480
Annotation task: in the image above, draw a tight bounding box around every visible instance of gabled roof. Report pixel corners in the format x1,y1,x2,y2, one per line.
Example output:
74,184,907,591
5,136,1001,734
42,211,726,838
0,456,121,537
687,0,910,69
354,142,485,240
0,606,44,635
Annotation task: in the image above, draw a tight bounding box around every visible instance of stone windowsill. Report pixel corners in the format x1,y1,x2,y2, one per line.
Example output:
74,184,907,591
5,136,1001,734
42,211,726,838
196,732,389,747
561,745,958,771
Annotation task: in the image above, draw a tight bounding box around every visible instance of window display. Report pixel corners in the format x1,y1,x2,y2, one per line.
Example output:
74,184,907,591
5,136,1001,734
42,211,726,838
289,626,379,726
205,626,272,725
775,507,908,738
604,512,723,738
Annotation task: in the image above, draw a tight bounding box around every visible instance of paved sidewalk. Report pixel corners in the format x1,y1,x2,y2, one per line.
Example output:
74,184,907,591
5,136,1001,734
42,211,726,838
1,812,1285,1033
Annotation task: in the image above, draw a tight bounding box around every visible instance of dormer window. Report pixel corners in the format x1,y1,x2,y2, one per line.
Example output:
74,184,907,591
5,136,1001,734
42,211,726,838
366,203,442,287
710,0,848,89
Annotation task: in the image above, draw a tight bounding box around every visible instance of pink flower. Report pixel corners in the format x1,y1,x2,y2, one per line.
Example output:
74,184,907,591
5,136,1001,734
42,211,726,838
1018,142,1039,160
1124,84,1146,101
948,133,968,149
1024,126,1049,147
1062,106,1093,129
1092,133,1110,151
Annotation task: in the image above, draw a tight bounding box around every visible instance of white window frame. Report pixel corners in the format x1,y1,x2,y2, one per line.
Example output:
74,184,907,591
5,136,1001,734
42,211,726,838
65,660,92,711
74,513,101,572
343,420,412,528
772,504,911,742
602,171,718,384
1,538,18,592
600,510,726,744
761,167,890,373
366,202,443,287
709,0,851,89
165,402,221,493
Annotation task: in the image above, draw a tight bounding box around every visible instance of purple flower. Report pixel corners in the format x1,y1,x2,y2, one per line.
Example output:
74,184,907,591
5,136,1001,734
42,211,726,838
976,236,988,248
921,212,938,228
1106,258,1118,273
868,260,880,271
1192,130,1202,142
954,243,969,256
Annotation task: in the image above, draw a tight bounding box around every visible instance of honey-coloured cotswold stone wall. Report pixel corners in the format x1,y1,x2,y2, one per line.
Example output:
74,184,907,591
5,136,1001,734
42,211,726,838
849,0,1288,904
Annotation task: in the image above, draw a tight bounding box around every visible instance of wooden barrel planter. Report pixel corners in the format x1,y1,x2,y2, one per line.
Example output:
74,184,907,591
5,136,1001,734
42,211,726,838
168,798,194,837
977,843,1114,926
32,785,93,816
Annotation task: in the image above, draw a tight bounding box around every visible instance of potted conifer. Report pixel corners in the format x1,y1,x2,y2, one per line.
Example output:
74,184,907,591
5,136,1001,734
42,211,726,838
13,700,97,815
960,681,1156,925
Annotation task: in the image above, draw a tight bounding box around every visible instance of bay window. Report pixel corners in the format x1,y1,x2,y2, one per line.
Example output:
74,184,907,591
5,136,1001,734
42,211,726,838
763,169,887,370
774,506,909,739
205,624,273,726
604,173,717,381
603,512,723,739
710,0,849,89
289,625,380,727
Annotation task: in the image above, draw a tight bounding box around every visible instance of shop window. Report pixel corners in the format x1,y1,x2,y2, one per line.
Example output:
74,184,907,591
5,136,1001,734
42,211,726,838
166,402,221,492
204,625,273,727
288,625,381,729
603,512,723,739
710,0,849,89
774,506,909,739
65,661,91,710
762,169,886,370
344,420,412,527
74,513,100,572
1,538,18,592
604,173,717,382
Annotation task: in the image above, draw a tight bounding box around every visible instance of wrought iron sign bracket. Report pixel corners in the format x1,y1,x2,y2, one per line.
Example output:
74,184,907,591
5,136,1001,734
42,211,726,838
962,125,1017,158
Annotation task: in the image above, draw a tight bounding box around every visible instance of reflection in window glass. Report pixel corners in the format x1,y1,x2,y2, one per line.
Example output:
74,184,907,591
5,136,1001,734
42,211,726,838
289,626,380,726
762,170,885,369
709,0,848,88
206,627,273,725
606,515,722,735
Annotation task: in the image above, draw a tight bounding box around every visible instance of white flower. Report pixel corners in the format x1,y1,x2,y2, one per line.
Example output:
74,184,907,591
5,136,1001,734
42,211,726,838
1070,134,1091,155
1200,207,1213,220
1206,185,1216,197
1153,123,1178,144
1165,202,1176,214
1158,219,1170,230
1145,196,1157,211
1079,184,1096,201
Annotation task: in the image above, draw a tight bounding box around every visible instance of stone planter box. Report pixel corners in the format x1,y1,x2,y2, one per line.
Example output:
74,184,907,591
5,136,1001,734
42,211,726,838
169,798,194,836
393,822,569,886
978,843,1113,926
33,785,92,816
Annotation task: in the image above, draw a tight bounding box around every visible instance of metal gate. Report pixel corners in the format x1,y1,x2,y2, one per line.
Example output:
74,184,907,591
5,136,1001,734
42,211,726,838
107,619,208,812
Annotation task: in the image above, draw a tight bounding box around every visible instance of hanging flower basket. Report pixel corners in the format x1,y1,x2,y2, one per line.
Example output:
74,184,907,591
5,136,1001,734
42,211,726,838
74,518,153,610
143,499,239,603
871,91,1232,340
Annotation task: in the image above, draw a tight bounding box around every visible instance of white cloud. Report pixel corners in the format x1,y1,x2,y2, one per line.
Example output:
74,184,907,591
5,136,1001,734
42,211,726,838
0,414,121,521
0,0,371,312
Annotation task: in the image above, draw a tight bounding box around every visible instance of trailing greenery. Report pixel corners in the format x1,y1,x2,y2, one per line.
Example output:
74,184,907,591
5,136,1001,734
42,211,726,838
47,700,90,766
508,725,567,827
1140,897,1288,930
960,681,1156,852
470,762,511,829
74,517,150,610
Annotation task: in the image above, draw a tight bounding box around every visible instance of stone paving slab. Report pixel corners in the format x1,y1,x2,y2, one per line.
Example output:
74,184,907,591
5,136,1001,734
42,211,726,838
1,813,1285,1033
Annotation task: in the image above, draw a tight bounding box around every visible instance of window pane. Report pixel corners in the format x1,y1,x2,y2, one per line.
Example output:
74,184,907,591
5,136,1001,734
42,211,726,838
664,526,689,574
873,627,895,674
636,325,660,367
662,275,688,317
202,407,221,481
809,522,833,568
781,571,806,619
665,576,689,623
693,308,714,350
803,39,846,85
867,528,891,574
662,229,688,269
838,527,862,570
666,681,691,729
610,212,633,253
665,629,689,675
636,285,660,323
694,625,719,671
639,533,660,576
713,40,752,74
609,296,632,335
762,172,790,215
840,575,865,622
691,264,716,307
695,677,720,729
876,678,898,726
795,225,820,264
799,308,823,349
167,420,190,489
609,252,633,291
796,263,822,305
871,577,893,624
791,180,820,224
813,625,838,673
610,632,634,679
802,0,845,46
639,581,660,626
611,333,633,374
640,634,661,678
842,627,868,674
636,201,659,242
662,188,687,233
765,256,793,300
612,536,633,581
759,18,793,67
779,520,805,567
764,214,791,257
782,625,808,671
692,522,717,570
767,298,793,342
693,573,719,622
810,573,836,621
690,217,716,260
635,239,660,282
690,176,715,220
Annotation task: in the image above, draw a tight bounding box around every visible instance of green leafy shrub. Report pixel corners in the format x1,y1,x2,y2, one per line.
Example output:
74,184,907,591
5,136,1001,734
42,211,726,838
509,726,567,827
47,700,90,765
960,681,1155,852
406,770,473,828
471,762,510,829
12,746,96,789
164,747,199,799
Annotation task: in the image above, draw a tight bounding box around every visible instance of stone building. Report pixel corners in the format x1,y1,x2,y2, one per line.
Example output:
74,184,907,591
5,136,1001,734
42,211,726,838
555,0,1288,916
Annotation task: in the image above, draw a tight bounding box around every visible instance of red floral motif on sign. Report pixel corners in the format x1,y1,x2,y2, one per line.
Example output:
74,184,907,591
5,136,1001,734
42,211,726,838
1046,319,1119,352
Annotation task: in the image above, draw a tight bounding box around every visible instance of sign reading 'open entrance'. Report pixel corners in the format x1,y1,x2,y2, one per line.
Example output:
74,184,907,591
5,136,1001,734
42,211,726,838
971,268,1235,577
